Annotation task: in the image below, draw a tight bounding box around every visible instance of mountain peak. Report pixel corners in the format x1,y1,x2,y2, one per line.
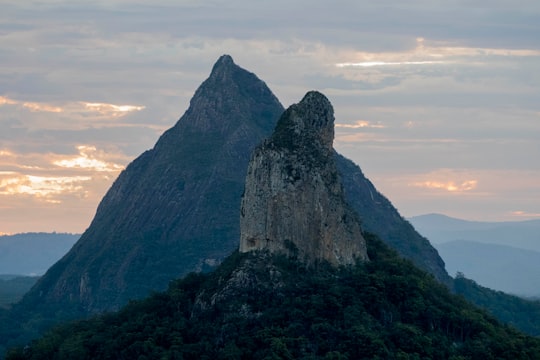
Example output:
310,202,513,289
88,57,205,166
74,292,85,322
272,90,334,152
240,92,368,266
208,54,237,82
20,55,284,315
214,54,234,67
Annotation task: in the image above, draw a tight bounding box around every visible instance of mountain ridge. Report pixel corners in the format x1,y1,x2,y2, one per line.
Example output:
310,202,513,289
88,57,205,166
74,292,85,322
409,213,540,252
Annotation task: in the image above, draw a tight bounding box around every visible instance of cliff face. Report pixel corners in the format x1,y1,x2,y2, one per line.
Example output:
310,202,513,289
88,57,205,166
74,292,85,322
240,91,368,266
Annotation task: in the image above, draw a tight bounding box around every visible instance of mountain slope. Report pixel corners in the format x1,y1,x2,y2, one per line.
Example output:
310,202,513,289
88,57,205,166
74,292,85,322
20,55,285,314
337,157,450,285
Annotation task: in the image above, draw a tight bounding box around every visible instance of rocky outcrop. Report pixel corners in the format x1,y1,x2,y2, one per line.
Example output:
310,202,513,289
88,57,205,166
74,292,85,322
240,91,368,266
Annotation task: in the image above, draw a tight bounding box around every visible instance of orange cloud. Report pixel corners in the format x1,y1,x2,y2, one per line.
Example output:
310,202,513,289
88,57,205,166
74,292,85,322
53,145,125,172
412,179,478,192
0,96,17,106
335,120,386,129
0,172,92,203
22,102,63,113
510,211,540,218
81,102,145,117
0,95,64,112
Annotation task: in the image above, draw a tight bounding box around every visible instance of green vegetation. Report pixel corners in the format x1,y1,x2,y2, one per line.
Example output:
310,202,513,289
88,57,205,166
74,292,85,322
454,273,540,336
7,234,540,359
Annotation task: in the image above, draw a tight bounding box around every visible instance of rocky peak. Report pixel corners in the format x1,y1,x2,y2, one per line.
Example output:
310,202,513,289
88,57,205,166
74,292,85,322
208,54,235,81
20,55,284,314
272,91,334,152
240,92,368,266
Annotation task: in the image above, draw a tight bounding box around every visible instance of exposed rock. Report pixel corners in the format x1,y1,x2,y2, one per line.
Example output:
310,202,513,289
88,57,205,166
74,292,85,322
240,91,368,266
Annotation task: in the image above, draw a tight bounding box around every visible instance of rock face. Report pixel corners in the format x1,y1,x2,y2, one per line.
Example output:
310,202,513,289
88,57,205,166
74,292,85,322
240,91,368,265
20,55,284,314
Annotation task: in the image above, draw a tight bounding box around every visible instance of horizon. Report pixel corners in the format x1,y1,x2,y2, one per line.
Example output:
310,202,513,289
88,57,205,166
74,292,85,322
1,1,539,233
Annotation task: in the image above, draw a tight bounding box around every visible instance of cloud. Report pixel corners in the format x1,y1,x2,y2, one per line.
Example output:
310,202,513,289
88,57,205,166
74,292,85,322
335,120,386,129
336,61,447,68
510,211,540,219
0,172,92,203
53,145,125,172
82,102,146,117
0,145,125,207
412,180,478,193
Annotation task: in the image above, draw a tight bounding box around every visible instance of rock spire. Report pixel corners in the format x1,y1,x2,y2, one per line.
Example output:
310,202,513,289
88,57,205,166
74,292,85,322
240,91,368,266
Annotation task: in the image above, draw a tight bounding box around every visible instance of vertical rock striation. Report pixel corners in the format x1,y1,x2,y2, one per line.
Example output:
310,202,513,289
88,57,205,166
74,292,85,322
240,91,368,265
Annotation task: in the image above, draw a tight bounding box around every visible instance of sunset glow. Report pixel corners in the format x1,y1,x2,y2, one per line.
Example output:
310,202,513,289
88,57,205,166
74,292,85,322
83,102,146,117
0,173,91,200
412,180,478,193
335,120,386,129
53,146,125,172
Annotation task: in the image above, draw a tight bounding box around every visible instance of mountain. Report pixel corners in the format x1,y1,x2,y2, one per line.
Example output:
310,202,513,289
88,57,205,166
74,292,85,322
0,56,451,353
409,213,540,252
240,91,368,265
436,240,540,298
8,92,540,358
0,233,79,276
19,55,285,315
19,56,449,317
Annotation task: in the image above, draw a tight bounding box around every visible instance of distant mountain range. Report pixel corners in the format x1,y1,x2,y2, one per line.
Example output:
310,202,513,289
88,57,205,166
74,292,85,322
409,213,540,251
0,233,79,276
409,214,540,297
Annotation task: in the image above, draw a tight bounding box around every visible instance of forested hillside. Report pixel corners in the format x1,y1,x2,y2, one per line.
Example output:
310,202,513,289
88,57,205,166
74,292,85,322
7,234,540,360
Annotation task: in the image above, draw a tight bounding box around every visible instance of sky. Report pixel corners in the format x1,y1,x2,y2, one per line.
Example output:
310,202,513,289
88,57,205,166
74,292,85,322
1,0,539,234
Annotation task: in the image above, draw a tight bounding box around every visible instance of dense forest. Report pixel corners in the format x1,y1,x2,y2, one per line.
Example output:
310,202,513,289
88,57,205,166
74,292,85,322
454,273,540,337
7,234,540,359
